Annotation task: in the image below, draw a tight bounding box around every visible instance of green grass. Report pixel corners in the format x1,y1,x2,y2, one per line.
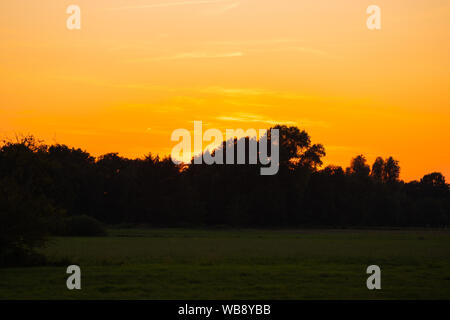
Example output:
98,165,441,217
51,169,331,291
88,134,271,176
1,229,450,299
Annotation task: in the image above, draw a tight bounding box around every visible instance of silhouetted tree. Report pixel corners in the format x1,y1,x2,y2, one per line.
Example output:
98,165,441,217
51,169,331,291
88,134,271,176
383,156,400,183
371,157,384,182
420,172,449,198
346,155,370,178
421,172,447,188
0,137,63,266
266,125,325,170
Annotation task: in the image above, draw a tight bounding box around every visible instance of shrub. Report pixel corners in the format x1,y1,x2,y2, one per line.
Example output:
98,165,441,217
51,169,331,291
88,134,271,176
0,246,47,267
43,214,69,236
0,179,61,267
65,215,107,236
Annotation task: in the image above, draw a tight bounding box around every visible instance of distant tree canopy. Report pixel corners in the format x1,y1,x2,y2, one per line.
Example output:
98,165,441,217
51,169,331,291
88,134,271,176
269,125,326,169
370,156,401,183
346,154,371,178
0,126,449,256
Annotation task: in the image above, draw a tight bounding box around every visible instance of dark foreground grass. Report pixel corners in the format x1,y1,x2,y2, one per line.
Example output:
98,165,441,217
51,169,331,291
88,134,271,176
1,229,450,299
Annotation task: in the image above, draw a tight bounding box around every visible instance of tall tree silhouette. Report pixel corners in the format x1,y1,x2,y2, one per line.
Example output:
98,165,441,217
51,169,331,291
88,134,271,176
347,154,370,178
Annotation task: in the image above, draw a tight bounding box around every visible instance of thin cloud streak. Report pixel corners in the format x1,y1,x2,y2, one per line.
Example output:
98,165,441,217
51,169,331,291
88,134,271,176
148,51,243,61
216,113,297,126
216,113,328,128
201,86,323,102
202,1,240,15
206,39,336,59
207,39,304,46
107,0,229,11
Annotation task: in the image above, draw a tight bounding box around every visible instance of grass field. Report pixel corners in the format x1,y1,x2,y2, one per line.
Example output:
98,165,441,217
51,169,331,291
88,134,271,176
1,229,450,299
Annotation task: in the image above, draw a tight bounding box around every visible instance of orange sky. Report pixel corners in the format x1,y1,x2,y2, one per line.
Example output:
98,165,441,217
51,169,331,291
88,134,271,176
1,0,449,181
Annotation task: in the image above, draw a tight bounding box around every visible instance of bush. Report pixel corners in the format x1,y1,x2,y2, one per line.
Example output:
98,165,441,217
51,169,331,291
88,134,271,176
42,214,68,236
65,215,107,236
0,179,62,267
0,246,47,267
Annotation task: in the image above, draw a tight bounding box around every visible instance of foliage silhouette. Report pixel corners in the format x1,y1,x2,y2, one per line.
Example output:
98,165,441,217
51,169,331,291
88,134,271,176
1,126,449,264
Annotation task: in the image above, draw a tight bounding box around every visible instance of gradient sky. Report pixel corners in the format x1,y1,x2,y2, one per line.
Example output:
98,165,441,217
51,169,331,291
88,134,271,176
1,0,449,181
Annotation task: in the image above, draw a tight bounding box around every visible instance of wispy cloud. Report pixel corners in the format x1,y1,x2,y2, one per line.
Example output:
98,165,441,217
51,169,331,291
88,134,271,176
201,87,267,96
201,1,240,15
269,46,339,59
216,113,328,128
216,113,297,126
208,38,304,46
206,39,337,59
242,45,336,59
200,86,319,101
108,0,230,11
223,100,273,108
149,51,243,61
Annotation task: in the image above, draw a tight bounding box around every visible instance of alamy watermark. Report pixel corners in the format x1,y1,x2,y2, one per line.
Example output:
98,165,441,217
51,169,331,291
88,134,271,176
366,265,381,290
66,5,81,30
65,5,380,31
66,265,81,290
170,121,280,175
367,5,381,30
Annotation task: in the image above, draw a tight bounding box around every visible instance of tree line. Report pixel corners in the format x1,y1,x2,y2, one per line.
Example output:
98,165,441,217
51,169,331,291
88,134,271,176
0,126,450,265
1,126,449,227
1,125,449,264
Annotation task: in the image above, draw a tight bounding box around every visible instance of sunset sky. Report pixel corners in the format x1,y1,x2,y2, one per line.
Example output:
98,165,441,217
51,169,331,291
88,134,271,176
1,0,449,181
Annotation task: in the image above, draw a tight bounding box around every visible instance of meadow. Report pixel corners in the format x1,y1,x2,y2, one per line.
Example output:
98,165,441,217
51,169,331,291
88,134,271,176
1,229,450,299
